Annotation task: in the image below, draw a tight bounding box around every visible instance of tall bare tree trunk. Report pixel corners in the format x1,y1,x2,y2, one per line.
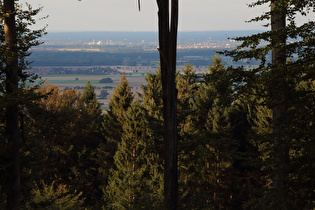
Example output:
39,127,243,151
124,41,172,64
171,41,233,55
3,0,20,209
271,0,289,198
156,0,179,209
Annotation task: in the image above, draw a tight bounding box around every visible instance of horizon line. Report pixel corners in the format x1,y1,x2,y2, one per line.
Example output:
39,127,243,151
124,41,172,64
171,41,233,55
46,29,265,33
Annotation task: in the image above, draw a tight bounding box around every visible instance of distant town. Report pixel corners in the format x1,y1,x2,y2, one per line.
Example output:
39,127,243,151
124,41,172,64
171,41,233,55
28,31,264,71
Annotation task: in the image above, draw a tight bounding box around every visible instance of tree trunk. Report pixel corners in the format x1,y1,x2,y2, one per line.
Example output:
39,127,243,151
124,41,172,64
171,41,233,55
4,0,21,209
271,0,289,197
156,0,179,209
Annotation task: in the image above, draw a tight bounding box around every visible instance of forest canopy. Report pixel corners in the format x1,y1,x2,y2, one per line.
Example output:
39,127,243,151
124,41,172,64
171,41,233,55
0,0,314,209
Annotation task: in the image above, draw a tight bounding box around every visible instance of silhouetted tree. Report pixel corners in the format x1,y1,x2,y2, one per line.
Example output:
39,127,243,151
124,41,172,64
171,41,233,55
0,1,45,208
155,0,179,208
224,0,315,208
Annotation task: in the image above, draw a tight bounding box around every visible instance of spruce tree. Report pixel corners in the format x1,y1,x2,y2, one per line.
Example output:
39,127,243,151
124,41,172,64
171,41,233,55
176,64,199,131
99,72,134,203
176,65,210,209
139,68,164,159
103,72,134,144
105,102,163,209
198,58,236,209
140,68,163,120
0,2,45,208
223,0,315,208
176,57,262,209
80,80,101,113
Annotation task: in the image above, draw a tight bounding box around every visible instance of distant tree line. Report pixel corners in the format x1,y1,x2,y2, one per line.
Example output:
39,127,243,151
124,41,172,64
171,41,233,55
28,51,159,67
31,66,121,75
99,78,113,83
28,48,257,67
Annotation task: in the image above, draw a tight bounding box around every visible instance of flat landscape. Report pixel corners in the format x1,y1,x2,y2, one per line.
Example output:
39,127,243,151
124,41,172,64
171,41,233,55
40,71,148,110
31,31,262,110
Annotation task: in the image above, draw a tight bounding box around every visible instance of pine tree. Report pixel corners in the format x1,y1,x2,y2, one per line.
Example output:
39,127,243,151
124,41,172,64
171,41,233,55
176,65,210,209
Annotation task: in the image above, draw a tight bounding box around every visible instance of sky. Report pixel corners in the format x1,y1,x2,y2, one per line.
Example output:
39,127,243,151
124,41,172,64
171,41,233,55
22,0,311,32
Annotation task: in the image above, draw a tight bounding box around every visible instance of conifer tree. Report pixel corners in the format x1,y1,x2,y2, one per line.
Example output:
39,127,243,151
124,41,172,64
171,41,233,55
176,65,211,209
176,57,262,209
80,80,101,113
99,73,134,199
105,102,163,209
139,68,164,158
176,64,199,130
103,72,134,143
0,1,45,208
107,73,134,118
195,57,235,208
140,68,163,120
224,0,315,208
192,55,231,131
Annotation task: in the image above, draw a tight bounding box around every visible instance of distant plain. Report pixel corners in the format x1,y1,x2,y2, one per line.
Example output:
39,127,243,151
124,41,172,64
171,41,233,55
40,72,148,110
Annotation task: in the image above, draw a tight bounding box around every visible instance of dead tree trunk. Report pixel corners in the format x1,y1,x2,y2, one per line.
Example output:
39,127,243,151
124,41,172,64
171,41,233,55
156,0,179,209
3,0,21,209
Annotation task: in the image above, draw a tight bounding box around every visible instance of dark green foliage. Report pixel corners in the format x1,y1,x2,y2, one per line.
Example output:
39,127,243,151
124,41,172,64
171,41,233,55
0,1,46,208
0,54,311,209
80,80,101,111
98,72,134,206
99,90,109,99
175,58,264,209
1,1,313,208
222,0,315,208
102,72,134,152
0,3,46,82
105,102,163,209
99,78,113,83
140,68,163,119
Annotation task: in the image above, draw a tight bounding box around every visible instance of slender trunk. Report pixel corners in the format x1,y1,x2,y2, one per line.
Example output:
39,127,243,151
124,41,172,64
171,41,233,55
156,0,179,209
4,0,20,209
271,0,289,197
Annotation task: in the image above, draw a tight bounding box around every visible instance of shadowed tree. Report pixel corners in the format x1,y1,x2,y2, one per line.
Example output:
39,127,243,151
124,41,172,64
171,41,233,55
99,72,134,200
155,0,179,209
3,0,20,208
1,1,45,209
106,102,163,209
269,0,290,202
224,0,315,208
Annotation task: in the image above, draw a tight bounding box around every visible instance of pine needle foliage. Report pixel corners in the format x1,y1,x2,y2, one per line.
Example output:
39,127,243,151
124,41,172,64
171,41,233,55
105,102,163,209
26,181,83,210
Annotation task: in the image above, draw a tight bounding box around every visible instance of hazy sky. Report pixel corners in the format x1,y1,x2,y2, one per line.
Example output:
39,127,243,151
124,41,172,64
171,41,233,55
22,0,309,32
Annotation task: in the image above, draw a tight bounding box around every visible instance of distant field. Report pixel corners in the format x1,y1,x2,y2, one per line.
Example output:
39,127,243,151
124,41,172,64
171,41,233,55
39,73,146,110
